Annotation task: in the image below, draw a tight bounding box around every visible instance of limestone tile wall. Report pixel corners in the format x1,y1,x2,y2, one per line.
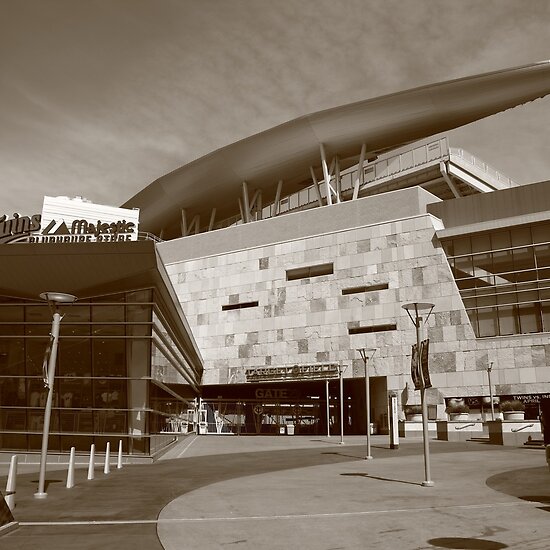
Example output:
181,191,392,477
164,212,550,402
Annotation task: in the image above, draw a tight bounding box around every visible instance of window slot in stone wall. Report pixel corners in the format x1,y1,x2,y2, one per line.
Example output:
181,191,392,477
222,301,259,311
286,263,333,281
342,283,388,295
348,324,397,334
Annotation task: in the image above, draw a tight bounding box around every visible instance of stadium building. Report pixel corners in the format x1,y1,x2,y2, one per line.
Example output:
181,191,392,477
1,62,550,458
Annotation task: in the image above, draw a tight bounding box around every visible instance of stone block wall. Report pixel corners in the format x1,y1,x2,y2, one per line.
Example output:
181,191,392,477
159,192,550,404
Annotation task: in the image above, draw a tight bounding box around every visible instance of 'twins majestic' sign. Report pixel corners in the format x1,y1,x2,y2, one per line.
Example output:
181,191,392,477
0,196,140,244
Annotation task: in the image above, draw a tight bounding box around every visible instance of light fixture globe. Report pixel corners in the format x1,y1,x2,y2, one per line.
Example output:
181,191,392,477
39,292,77,304
402,302,435,313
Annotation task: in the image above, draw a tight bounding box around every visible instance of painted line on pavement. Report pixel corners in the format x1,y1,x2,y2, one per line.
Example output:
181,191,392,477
19,500,533,527
175,435,198,458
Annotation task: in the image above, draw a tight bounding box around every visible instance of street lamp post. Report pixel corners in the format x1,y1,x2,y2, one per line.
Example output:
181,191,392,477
402,302,434,488
487,362,495,421
34,292,77,499
358,348,376,460
339,362,345,445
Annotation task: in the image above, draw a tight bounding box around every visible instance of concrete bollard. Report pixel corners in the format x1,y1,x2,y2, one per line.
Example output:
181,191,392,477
104,442,110,474
117,440,123,469
66,447,76,489
87,443,95,480
5,455,18,511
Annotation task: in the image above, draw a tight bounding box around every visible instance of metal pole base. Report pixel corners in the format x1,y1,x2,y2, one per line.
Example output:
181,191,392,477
421,480,435,487
339,441,345,445
34,492,48,499
364,455,373,460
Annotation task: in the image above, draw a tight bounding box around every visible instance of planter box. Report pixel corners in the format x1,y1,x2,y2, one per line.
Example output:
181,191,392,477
503,411,525,421
437,420,483,441
486,420,541,446
399,420,437,438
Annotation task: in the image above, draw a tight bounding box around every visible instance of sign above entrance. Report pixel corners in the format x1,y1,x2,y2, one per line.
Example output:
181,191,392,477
245,363,340,383
0,196,140,244
35,196,140,243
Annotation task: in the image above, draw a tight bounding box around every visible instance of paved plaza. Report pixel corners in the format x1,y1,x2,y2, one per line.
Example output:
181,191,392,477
1,435,550,549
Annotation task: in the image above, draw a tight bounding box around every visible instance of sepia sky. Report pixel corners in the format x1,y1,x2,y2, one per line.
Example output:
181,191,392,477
1,0,549,217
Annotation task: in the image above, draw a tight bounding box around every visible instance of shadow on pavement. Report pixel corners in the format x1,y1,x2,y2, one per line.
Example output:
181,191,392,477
340,471,422,486
427,537,507,549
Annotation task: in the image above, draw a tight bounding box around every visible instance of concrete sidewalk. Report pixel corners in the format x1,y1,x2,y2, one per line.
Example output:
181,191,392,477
1,435,550,549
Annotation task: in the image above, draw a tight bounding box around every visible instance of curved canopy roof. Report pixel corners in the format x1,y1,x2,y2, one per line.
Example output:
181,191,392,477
124,61,550,236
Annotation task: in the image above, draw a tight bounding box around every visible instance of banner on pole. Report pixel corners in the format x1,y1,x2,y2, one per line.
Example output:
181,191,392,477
421,338,431,389
410,343,422,390
411,339,431,390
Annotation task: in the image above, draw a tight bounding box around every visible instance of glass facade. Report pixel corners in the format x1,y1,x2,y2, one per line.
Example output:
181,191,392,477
0,289,197,455
442,221,550,338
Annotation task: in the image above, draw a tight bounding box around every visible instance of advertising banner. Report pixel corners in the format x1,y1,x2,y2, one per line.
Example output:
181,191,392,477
411,339,431,390
410,343,422,390
420,338,431,389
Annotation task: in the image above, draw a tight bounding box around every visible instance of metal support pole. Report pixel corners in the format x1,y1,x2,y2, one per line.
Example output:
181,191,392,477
339,364,344,445
488,362,495,421
34,310,62,499
326,379,330,438
364,353,373,459
416,314,433,487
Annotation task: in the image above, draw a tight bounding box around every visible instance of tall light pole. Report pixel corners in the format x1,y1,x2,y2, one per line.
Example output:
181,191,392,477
358,348,376,460
487,362,495,421
34,292,77,499
339,362,345,445
402,302,434,488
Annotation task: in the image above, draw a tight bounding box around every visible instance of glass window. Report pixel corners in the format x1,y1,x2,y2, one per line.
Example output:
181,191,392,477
0,377,26,406
532,222,550,245
92,305,125,323
94,378,127,409
511,227,532,247
58,377,93,409
0,338,25,375
92,324,125,336
477,307,498,337
542,303,550,333
512,246,535,272
453,237,471,256
126,289,152,303
25,338,50,375
491,230,511,250
0,408,27,431
25,305,51,323
497,306,517,336
535,244,550,269
518,303,541,334
58,339,91,376
127,303,152,336
0,305,24,322
472,253,493,286
93,339,126,377
471,234,491,253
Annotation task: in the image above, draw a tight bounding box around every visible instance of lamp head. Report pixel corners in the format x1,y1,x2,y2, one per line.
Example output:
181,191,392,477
39,292,77,305
401,302,435,314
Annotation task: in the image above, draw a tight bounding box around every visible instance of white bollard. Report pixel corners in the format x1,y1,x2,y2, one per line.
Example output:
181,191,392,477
117,440,123,469
5,455,18,511
87,443,95,480
104,441,110,474
66,447,76,489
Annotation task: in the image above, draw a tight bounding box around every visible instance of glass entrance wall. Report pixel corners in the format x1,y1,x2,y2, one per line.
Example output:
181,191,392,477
0,288,198,455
